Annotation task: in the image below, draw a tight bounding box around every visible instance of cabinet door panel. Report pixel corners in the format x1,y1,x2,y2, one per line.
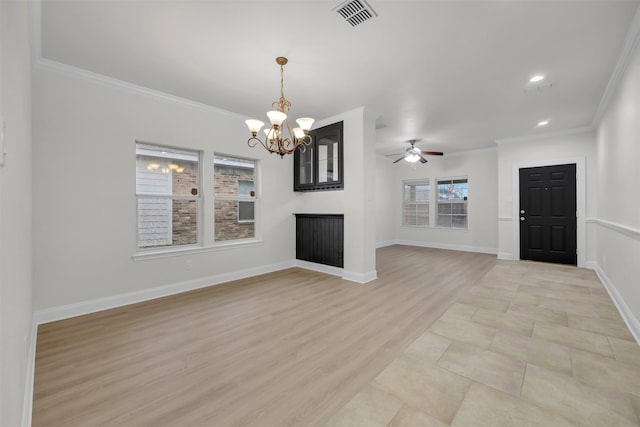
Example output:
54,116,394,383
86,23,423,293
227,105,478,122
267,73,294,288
294,121,343,191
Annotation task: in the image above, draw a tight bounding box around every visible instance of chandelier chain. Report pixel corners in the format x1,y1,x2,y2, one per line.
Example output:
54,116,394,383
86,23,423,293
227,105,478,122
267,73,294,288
273,63,291,113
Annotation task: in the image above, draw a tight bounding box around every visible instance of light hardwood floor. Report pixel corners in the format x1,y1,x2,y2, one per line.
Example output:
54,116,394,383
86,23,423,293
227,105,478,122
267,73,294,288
32,246,640,426
33,246,496,426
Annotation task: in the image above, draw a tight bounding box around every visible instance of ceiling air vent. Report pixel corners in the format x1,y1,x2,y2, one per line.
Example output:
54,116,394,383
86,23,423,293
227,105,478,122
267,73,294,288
333,0,378,27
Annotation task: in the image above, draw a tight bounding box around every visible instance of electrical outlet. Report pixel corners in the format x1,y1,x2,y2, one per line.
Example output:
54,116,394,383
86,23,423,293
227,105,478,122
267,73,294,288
185,259,192,270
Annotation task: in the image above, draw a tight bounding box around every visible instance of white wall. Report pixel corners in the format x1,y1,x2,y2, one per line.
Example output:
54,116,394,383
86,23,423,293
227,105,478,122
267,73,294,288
0,1,33,425
596,33,640,332
496,131,598,263
32,65,298,313
375,154,395,246
389,147,499,254
294,107,377,281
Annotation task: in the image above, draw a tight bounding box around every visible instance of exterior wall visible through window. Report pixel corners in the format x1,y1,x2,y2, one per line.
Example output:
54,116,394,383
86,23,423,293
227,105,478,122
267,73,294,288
213,155,257,242
135,143,200,249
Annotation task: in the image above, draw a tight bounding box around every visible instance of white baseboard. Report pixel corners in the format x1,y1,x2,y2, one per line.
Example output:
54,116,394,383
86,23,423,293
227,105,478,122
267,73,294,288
294,260,377,284
593,263,640,345
375,240,395,248
34,260,295,325
22,318,37,427
342,269,377,284
294,259,343,277
394,239,498,255
23,253,637,427
33,257,384,326
497,252,516,260
582,260,598,270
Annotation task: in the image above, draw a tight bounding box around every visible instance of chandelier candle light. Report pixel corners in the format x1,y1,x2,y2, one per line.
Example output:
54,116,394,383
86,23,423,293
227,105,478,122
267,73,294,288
245,57,315,158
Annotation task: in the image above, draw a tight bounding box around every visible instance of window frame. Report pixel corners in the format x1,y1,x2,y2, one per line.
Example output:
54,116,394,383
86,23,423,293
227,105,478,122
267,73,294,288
213,154,259,242
402,179,430,228
135,142,202,251
436,176,469,230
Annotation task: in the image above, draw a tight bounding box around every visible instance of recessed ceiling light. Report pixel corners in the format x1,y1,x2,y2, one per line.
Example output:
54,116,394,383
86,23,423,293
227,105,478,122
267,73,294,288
529,75,545,83
537,120,549,126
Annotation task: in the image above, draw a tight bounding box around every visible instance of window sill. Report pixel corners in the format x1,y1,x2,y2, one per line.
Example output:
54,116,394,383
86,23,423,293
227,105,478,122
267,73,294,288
132,238,264,261
434,227,470,232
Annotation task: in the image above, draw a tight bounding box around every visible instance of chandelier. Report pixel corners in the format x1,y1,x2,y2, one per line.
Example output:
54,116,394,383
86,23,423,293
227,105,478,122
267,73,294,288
245,57,315,158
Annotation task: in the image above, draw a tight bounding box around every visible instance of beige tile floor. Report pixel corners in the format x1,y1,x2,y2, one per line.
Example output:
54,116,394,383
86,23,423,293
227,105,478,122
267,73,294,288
326,260,640,426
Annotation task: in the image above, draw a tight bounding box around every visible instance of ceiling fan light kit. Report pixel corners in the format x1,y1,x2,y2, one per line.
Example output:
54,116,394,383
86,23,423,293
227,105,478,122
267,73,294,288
391,139,444,164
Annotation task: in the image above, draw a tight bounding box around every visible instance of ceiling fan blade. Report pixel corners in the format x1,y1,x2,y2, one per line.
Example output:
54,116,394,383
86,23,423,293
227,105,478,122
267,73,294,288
419,157,428,164
392,156,405,164
420,151,444,156
385,152,407,157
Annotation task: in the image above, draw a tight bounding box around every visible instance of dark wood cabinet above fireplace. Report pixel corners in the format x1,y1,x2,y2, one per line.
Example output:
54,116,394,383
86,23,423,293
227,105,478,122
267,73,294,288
293,121,343,192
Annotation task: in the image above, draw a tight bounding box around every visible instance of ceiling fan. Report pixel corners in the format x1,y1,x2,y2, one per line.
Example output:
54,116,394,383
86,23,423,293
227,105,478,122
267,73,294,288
390,140,444,164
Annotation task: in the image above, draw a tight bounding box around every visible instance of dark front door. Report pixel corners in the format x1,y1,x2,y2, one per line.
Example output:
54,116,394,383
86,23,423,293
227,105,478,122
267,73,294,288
519,164,577,265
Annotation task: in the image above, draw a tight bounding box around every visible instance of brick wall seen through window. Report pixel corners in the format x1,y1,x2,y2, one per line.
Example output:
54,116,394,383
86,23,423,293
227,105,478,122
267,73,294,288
214,155,257,242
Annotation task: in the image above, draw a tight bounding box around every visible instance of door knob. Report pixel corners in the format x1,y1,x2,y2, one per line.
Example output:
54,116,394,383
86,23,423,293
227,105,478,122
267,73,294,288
520,209,525,214
520,217,525,221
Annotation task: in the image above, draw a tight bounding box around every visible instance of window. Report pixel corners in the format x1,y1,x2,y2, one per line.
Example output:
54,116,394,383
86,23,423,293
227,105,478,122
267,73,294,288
437,177,468,229
403,180,430,227
214,155,257,241
136,143,200,249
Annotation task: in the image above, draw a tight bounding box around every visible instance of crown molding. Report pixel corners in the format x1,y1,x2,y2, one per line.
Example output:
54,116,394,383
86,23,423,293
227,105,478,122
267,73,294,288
28,0,246,121
494,126,594,145
28,0,640,147
34,58,248,120
494,4,640,147
592,3,640,127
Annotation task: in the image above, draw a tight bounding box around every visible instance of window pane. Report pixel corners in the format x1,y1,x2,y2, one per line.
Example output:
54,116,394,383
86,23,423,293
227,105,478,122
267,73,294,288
452,202,467,215
437,179,467,201
415,185,429,202
214,200,255,241
437,215,452,228
214,155,257,241
403,185,412,201
137,198,172,247
171,199,198,245
403,180,429,227
298,147,313,185
136,143,200,250
136,144,199,196
452,215,468,228
238,180,255,197
415,214,429,226
438,203,452,214
137,198,197,248
436,177,468,230
318,132,340,183
238,201,255,222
